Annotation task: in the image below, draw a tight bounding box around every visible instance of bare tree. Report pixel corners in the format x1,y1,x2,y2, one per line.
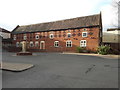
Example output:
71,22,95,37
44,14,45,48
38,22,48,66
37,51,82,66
112,0,120,28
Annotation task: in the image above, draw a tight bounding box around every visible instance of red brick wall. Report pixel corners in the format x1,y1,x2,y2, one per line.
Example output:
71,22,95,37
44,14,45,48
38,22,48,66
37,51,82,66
12,27,101,52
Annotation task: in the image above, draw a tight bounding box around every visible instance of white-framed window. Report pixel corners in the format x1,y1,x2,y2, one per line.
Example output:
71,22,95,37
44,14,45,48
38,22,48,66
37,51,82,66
13,35,16,40
82,32,88,37
66,40,72,47
35,41,39,47
49,34,54,39
23,34,27,40
67,33,71,38
30,41,34,47
16,42,19,47
35,35,39,39
80,40,87,47
54,41,59,47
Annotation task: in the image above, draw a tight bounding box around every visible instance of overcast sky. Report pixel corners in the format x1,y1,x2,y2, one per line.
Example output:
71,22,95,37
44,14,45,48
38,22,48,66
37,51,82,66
0,0,118,31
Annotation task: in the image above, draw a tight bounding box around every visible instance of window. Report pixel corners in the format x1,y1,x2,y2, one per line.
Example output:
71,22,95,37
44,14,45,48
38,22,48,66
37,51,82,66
80,40,87,47
35,35,39,39
23,34,27,40
66,40,72,47
54,41,59,47
49,34,54,39
83,29,87,31
16,42,19,47
82,32,87,37
13,35,16,40
35,41,39,47
67,33,71,38
30,41,34,47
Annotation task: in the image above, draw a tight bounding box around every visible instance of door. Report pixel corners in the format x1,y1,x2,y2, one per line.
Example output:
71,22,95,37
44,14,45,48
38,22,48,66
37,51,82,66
40,41,45,49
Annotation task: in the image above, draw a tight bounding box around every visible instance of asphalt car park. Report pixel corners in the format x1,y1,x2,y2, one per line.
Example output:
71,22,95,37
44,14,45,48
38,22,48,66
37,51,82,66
2,52,118,88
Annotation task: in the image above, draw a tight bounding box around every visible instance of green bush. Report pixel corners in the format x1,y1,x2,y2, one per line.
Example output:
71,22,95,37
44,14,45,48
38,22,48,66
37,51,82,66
97,45,110,55
76,47,84,53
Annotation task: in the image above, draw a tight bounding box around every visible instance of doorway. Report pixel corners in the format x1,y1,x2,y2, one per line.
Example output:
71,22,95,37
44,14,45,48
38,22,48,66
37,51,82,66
40,41,45,50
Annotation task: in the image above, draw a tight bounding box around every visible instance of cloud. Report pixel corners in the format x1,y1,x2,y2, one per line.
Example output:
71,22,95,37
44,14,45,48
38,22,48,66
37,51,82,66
0,0,114,31
100,1,118,30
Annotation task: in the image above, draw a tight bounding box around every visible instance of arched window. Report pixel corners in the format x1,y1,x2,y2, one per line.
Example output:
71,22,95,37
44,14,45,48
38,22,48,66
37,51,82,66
35,41,39,47
30,41,34,47
16,42,19,47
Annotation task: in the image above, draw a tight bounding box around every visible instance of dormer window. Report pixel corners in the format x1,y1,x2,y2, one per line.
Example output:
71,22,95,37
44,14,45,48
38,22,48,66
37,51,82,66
49,34,54,39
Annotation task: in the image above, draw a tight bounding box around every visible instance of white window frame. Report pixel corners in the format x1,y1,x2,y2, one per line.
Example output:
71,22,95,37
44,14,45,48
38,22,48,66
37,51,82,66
82,32,88,37
80,40,87,47
35,35,39,39
67,33,71,38
16,42,19,47
30,41,34,47
13,35,16,40
66,40,72,47
23,34,27,40
49,34,54,39
35,41,39,47
54,41,59,47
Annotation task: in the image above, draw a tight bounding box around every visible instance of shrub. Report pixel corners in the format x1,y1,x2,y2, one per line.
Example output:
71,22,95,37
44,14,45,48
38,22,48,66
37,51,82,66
97,45,110,55
76,47,84,53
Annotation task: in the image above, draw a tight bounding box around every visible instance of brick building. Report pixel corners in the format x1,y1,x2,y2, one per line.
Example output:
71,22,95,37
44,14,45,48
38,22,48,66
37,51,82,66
11,13,102,52
0,27,12,50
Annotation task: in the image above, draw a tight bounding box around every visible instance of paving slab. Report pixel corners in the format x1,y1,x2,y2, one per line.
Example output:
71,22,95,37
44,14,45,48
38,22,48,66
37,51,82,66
1,62,34,72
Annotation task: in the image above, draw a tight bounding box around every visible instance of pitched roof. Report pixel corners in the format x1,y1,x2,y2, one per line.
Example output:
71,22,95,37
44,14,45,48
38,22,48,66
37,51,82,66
0,27,11,33
107,28,120,31
12,13,102,34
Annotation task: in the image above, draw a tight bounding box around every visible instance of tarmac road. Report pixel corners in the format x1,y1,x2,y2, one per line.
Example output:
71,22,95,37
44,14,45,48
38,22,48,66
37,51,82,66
2,52,118,88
